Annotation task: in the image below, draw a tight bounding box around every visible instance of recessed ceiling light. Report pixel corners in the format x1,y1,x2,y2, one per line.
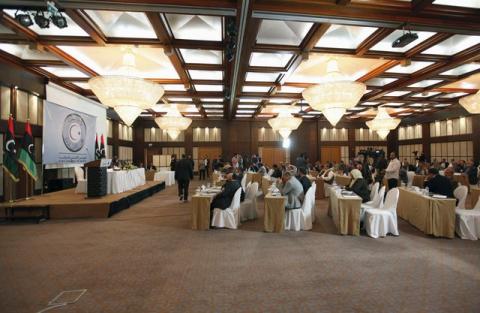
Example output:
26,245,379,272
434,103,452,107
238,104,258,109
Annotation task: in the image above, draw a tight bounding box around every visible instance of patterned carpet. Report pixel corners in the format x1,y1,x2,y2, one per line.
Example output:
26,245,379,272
1,180,479,313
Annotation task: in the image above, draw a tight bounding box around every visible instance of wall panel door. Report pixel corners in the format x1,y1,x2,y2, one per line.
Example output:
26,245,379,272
320,146,341,163
261,147,286,167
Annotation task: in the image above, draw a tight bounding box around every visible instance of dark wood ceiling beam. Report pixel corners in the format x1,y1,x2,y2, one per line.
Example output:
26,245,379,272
356,28,395,56
336,0,351,5
184,63,224,71
357,60,401,82
247,66,286,73
45,45,98,76
404,32,452,58
253,1,480,35
411,0,435,12
145,12,207,117
22,59,67,67
64,9,107,45
278,23,330,86
366,43,480,101
229,0,260,119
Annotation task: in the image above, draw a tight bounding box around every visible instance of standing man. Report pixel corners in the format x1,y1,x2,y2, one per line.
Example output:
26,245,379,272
175,154,193,202
385,152,401,190
170,154,177,171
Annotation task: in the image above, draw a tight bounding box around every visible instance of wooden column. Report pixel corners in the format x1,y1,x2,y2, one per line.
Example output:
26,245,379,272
472,115,480,161
348,128,356,160
387,128,399,156
422,123,431,160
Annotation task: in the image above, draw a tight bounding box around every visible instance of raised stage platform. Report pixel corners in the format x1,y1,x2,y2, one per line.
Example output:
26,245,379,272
1,181,165,220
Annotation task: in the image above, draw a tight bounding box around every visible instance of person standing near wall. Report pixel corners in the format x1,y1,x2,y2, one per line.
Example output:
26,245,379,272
385,152,401,190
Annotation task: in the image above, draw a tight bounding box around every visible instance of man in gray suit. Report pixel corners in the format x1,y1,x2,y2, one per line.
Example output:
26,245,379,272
278,171,303,210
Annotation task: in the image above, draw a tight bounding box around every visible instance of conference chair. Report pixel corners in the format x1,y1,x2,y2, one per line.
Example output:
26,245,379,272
240,182,258,222
455,195,480,240
74,166,87,194
369,182,380,204
360,186,386,223
407,171,415,187
241,174,247,192
454,185,468,210
364,188,400,238
211,188,242,229
285,183,316,231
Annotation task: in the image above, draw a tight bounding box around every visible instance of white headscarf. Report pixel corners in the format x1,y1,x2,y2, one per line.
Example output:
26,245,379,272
349,169,363,187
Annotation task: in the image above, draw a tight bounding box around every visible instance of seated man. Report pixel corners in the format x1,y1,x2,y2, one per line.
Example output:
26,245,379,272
270,164,283,178
425,168,454,198
443,167,459,191
297,167,312,195
210,171,245,219
278,172,303,211
345,169,370,203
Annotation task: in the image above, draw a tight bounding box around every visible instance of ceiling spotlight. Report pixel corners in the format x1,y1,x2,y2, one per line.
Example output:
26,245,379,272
14,10,33,27
34,11,50,29
51,12,67,28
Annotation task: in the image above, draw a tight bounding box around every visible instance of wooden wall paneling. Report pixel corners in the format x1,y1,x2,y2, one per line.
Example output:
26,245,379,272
421,122,431,160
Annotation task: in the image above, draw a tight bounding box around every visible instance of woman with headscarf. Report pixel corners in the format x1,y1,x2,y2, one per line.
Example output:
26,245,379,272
346,169,370,203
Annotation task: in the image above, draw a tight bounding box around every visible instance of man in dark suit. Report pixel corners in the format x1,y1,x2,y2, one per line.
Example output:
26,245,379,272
425,168,454,198
210,171,245,220
175,154,193,202
297,167,312,195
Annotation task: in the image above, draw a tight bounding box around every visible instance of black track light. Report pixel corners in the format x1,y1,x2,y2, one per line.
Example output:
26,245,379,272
14,10,33,27
51,12,67,29
34,11,50,29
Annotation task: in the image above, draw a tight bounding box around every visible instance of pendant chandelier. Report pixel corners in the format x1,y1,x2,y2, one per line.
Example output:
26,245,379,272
302,59,366,126
89,48,164,126
459,91,480,114
267,110,302,139
155,104,192,140
366,107,401,139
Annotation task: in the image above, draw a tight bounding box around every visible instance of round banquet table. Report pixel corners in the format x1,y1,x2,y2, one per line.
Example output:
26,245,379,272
154,171,176,186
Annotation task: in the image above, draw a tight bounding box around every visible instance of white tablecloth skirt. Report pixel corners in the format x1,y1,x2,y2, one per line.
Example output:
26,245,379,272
75,168,146,194
154,171,175,186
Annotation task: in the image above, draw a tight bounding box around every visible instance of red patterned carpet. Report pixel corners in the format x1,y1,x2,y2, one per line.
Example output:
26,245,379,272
1,180,479,313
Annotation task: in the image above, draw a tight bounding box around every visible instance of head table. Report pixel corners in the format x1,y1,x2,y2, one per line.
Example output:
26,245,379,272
75,168,146,194
153,171,175,186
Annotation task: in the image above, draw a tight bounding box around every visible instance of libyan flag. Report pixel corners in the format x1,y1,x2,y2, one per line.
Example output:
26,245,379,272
18,120,37,181
3,115,19,182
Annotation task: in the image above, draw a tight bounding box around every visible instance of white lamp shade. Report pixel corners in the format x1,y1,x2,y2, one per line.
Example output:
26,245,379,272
155,105,192,140
89,75,164,126
366,107,400,139
267,111,302,139
114,105,143,126
459,91,480,114
322,107,346,126
302,59,366,127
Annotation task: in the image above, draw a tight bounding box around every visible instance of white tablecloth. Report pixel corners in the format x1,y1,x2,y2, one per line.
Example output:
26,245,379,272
154,171,175,186
75,168,146,194
108,168,146,194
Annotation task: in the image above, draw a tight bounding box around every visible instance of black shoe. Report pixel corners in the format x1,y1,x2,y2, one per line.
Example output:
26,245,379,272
179,196,183,201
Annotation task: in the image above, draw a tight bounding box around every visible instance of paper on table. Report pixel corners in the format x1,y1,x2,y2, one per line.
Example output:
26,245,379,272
432,194,447,199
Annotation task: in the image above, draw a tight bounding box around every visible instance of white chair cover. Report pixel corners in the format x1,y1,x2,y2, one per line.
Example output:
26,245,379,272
369,182,380,203
285,183,316,231
360,186,386,222
364,188,400,238
211,188,242,229
455,187,480,240
241,174,247,192
407,171,415,187
74,167,87,194
74,167,85,182
454,185,468,210
240,182,258,222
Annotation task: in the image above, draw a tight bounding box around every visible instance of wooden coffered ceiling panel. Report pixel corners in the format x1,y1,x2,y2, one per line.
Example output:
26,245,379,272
0,0,479,123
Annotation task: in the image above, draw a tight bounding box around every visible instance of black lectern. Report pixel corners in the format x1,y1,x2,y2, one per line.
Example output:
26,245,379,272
84,159,111,197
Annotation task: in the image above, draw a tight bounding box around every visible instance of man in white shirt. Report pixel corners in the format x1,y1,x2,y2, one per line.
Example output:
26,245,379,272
385,152,401,190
